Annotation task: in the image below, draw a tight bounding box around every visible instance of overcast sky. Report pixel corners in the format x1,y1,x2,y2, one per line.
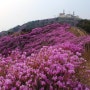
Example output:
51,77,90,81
0,0,90,32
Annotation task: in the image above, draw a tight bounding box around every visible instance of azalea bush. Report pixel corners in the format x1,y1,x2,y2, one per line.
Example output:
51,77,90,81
0,43,89,90
0,23,90,90
0,23,90,56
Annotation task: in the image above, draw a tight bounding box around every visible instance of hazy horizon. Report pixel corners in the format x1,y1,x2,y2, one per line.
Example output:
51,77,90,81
0,0,90,32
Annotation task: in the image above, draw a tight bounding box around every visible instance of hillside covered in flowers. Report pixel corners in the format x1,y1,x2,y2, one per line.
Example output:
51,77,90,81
0,23,90,90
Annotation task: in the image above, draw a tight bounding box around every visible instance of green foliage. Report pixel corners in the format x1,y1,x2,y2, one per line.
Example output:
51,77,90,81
77,19,90,33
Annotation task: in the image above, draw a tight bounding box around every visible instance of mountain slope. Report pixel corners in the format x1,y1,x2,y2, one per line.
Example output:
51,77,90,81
0,23,90,56
0,23,90,89
0,17,81,37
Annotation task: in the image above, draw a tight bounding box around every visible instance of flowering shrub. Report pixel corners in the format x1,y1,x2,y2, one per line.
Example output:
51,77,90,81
0,43,89,90
0,23,90,89
0,23,90,56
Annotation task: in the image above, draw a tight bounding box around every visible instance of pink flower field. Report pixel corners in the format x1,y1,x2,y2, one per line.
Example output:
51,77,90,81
0,23,90,90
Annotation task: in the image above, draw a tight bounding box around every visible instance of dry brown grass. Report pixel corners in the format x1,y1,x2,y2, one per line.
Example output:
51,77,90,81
69,27,87,36
75,49,90,86
69,27,90,86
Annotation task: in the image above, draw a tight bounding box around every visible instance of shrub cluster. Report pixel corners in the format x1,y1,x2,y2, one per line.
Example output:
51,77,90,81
0,43,89,90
